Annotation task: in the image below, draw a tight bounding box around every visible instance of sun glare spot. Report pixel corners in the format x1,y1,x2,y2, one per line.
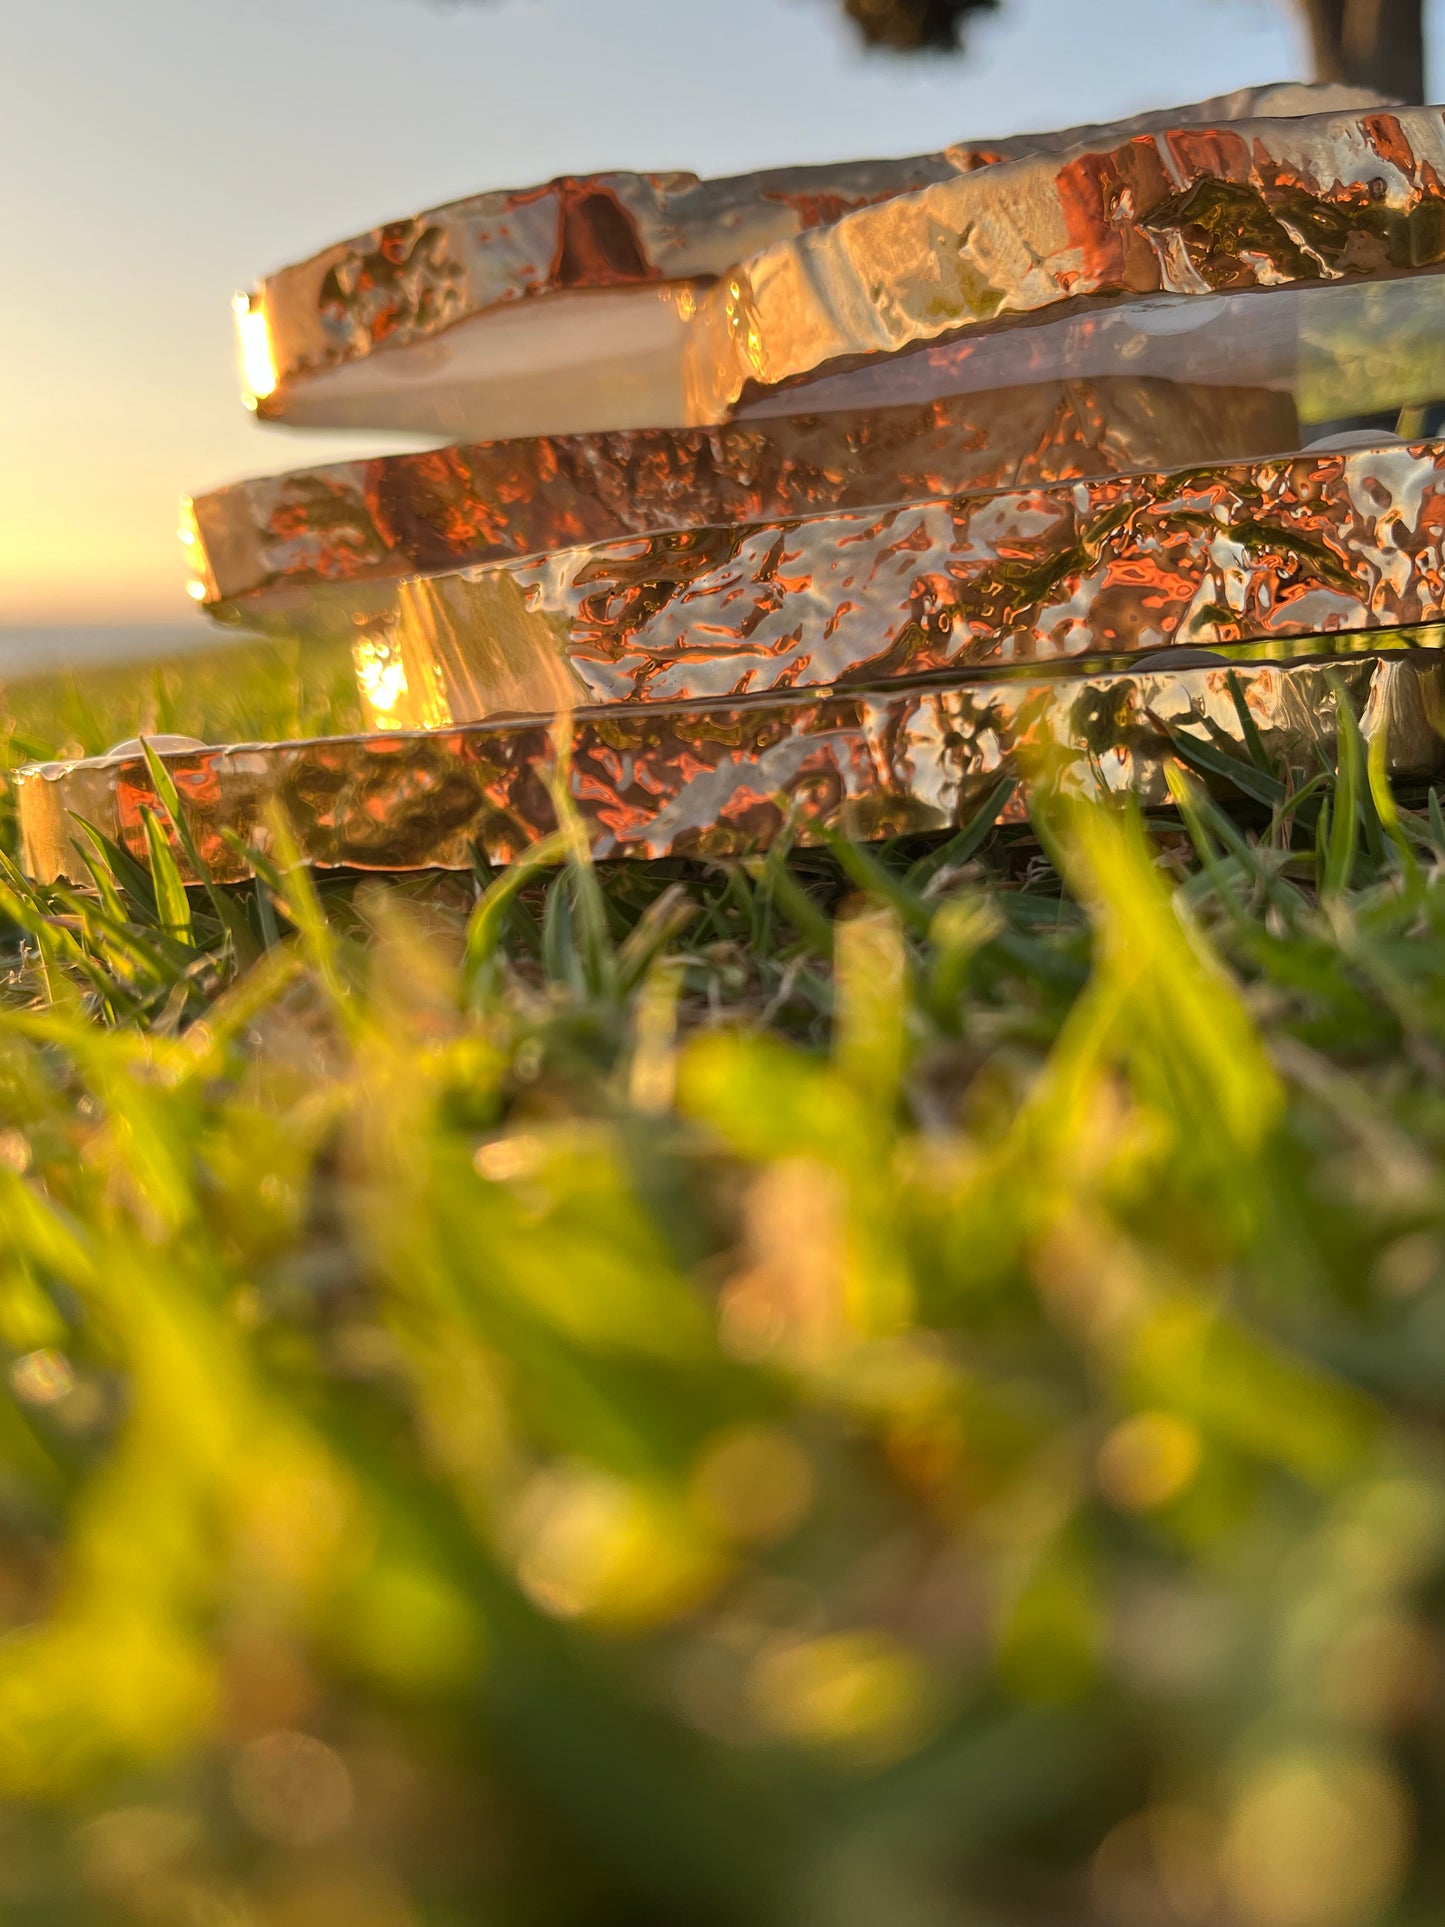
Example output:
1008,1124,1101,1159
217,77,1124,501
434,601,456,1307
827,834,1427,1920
475,1135,546,1182
233,291,277,405
11,1349,75,1407
353,639,411,729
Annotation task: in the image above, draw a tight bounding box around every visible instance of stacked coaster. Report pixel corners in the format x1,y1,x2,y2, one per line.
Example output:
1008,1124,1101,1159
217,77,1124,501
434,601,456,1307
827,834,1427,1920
20,83,1445,883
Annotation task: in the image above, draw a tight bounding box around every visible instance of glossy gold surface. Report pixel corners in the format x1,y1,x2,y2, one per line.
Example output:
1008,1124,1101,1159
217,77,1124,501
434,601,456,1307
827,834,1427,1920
245,85,1377,429
683,106,1445,420
17,651,1445,885
386,437,1445,727
188,378,1298,631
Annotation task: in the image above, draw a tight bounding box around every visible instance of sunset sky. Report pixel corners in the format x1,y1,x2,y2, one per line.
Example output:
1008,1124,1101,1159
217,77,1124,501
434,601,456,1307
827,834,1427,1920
6,0,1440,633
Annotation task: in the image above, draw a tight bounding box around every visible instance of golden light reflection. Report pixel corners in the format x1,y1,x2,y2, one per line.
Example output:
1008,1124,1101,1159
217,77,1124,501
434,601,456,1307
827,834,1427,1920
233,291,277,407
1221,1747,1412,1927
749,1630,933,1766
176,497,217,608
1097,1411,1202,1512
352,632,412,730
508,1465,724,1630
10,1348,75,1407
0,1128,32,1174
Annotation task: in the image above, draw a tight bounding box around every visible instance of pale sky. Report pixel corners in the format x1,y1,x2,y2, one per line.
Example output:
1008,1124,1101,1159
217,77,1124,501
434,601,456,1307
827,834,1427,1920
3,0,1439,628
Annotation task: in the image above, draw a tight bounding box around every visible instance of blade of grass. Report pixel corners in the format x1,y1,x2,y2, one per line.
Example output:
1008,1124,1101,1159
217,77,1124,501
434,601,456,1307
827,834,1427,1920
542,735,617,1000
139,738,258,969
905,775,1017,893
1315,795,1333,899
68,814,159,925
819,828,931,935
1224,670,1275,778
1322,677,1361,899
463,830,569,1001
1165,763,1250,926
741,857,833,958
1159,720,1287,809
616,886,699,995
1366,715,1422,890
141,809,194,947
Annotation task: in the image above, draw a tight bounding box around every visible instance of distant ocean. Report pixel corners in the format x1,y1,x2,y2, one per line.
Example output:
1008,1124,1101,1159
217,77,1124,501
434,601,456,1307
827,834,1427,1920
0,623,226,681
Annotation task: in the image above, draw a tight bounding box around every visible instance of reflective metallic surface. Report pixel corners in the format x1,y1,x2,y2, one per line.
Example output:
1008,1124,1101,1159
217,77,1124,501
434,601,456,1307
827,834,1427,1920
188,378,1298,630
244,85,1379,437
388,438,1445,726
148,94,1445,894
734,271,1445,436
17,652,1445,884
684,106,1445,421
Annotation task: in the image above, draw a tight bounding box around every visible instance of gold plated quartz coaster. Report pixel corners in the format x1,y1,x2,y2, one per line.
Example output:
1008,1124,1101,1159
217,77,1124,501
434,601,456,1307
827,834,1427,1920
682,105,1445,422
16,652,1445,885
186,377,1299,636
239,86,1381,441
375,437,1445,728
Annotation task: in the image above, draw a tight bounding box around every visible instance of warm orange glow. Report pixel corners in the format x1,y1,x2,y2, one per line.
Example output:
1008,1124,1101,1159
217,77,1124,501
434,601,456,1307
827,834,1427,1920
353,631,412,730
175,497,217,610
234,292,277,407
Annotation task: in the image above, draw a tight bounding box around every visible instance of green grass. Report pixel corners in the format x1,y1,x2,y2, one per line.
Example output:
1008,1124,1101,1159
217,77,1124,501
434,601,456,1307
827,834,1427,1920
3,645,1445,1923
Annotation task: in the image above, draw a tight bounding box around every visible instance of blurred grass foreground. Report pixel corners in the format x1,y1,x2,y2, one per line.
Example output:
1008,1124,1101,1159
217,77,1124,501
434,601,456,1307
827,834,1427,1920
3,639,1445,1924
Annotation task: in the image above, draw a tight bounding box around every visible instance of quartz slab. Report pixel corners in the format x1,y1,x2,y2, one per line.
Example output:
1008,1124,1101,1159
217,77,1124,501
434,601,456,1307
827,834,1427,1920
17,650,1444,883
374,437,1445,727
239,85,1381,441
683,105,1445,422
187,377,1297,633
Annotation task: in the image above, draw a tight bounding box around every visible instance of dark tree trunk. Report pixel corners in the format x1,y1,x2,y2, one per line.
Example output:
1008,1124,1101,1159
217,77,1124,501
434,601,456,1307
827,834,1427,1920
1296,0,1425,102
840,0,1425,98
841,0,1000,53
